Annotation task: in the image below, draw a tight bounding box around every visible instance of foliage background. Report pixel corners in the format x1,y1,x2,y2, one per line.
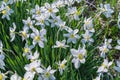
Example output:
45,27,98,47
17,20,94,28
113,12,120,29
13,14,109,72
0,0,120,80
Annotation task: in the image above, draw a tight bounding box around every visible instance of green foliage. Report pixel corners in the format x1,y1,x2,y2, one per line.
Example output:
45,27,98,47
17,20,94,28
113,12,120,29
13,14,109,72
0,0,120,80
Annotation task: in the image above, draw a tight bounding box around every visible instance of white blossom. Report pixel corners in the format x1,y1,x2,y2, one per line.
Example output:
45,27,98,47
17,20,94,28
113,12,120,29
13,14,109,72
64,29,80,44
100,4,114,18
52,40,69,49
70,45,87,69
97,59,112,73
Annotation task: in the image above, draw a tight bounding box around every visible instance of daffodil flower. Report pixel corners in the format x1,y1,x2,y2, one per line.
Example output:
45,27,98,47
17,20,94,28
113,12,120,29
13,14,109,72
31,28,47,48
31,4,46,18
98,38,112,58
97,59,112,73
40,66,56,80
99,45,109,58
104,38,112,49
66,7,80,21
27,50,40,62
22,17,35,29
52,40,69,49
48,15,62,28
57,59,67,75
100,4,114,18
44,2,59,17
24,60,43,73
81,30,94,44
23,71,35,80
70,45,87,69
64,29,80,44
84,17,95,33
58,22,68,31
35,14,49,28
0,3,13,20
23,44,33,57
54,0,65,8
19,27,29,41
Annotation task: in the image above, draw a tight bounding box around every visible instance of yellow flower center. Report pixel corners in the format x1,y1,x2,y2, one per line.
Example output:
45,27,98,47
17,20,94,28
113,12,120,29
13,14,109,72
7,6,10,10
21,32,27,38
24,48,29,53
36,10,41,15
31,68,36,72
78,54,83,60
2,10,7,15
60,64,65,69
103,48,107,53
2,6,10,15
0,74,3,80
59,44,63,48
40,19,44,23
48,8,53,12
54,20,57,23
89,27,93,30
102,63,107,68
102,8,106,12
22,78,26,80
45,72,50,78
27,23,31,27
4,0,8,2
30,59,35,62
70,34,75,38
85,36,90,40
34,36,41,41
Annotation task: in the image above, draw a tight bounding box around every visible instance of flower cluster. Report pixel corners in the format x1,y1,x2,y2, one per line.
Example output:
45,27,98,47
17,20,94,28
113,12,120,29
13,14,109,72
0,0,120,80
